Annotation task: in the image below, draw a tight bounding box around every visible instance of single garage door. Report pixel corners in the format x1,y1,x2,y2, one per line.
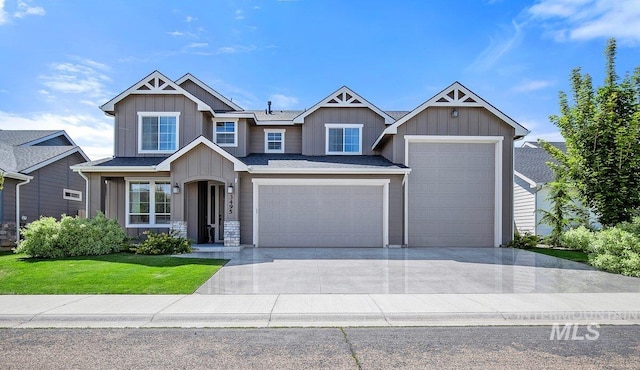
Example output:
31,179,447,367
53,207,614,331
255,181,387,247
408,142,495,247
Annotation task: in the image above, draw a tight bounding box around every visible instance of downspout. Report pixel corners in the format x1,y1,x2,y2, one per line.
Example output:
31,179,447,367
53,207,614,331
15,177,32,245
76,169,90,218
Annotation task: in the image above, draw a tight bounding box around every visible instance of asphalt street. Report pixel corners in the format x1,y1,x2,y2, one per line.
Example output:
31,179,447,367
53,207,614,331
2,326,639,369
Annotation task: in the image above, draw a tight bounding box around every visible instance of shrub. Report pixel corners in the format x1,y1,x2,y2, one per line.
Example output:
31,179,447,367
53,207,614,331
588,227,640,277
559,226,594,251
132,230,192,255
507,232,540,249
16,216,63,258
616,216,640,237
15,212,126,258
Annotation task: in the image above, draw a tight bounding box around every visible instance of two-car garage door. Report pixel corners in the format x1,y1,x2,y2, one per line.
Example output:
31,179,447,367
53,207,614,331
407,141,498,247
254,179,388,247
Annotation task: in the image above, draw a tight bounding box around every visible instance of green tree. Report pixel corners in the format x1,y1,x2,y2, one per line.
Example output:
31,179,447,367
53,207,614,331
548,38,640,227
0,172,4,191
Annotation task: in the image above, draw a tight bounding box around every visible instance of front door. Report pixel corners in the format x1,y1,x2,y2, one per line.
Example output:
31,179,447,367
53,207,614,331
208,183,223,243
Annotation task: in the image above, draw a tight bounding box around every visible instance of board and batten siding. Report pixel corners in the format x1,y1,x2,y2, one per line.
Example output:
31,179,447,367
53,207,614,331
238,173,404,246
301,107,385,156
514,176,536,234
178,79,236,112
248,125,302,154
18,153,87,222
393,106,516,245
114,94,205,157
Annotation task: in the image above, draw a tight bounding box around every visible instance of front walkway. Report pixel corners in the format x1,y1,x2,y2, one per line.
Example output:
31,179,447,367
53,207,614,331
193,247,640,295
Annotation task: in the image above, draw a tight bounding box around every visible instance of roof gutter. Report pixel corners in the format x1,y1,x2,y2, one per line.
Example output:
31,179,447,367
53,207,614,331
15,175,33,245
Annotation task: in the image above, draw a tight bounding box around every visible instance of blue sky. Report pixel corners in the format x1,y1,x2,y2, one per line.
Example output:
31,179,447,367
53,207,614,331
0,0,639,160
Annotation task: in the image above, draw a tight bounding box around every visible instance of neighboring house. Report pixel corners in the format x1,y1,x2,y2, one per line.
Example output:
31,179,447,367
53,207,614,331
0,130,89,245
72,71,528,248
513,141,566,236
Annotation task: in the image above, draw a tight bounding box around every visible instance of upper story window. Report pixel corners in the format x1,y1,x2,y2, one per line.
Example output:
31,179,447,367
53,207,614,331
264,129,285,153
325,124,363,155
214,121,237,147
138,112,180,154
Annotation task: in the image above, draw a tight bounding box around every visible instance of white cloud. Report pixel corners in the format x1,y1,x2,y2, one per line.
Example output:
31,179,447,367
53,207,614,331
14,0,45,18
235,9,244,20
512,79,555,92
39,60,111,100
468,20,523,71
185,15,196,22
269,94,299,110
187,42,208,48
216,45,257,54
528,0,640,43
0,111,114,160
0,0,8,24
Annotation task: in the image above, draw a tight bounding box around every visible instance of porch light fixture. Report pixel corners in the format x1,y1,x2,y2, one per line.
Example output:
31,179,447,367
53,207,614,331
227,185,234,194
172,183,180,194
450,108,459,118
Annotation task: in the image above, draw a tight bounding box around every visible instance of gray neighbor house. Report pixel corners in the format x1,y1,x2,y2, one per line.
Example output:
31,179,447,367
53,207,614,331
0,130,88,246
72,71,528,248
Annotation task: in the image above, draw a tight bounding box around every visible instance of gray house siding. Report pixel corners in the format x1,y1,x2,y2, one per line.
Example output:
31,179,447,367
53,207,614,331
19,153,87,222
248,125,303,154
1,178,17,222
238,173,404,246
214,119,248,158
114,95,205,157
392,106,515,245
514,176,536,234
301,107,385,156
178,79,236,112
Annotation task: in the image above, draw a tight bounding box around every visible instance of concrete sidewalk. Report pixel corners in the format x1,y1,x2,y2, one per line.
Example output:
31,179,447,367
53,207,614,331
1,293,640,328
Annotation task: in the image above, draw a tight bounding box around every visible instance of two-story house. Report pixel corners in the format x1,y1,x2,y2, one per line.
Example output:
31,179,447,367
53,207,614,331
72,71,528,248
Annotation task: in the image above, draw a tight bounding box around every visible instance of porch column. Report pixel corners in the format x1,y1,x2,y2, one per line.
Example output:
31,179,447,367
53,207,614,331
223,175,240,247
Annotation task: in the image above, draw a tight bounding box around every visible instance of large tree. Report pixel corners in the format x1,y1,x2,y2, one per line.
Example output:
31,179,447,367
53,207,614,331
548,38,640,227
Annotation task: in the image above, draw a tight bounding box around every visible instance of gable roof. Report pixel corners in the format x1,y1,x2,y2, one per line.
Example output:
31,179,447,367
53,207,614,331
175,73,244,111
0,130,89,175
372,82,529,149
293,86,395,124
514,142,566,186
100,70,213,114
156,136,248,172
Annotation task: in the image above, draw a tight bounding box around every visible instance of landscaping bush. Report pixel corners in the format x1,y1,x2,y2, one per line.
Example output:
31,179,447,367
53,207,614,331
16,212,126,258
559,226,594,251
616,216,640,237
131,230,192,255
16,216,63,258
507,232,540,249
588,227,640,277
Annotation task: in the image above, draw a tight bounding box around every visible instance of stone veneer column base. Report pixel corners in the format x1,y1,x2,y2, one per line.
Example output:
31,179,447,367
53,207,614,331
0,222,17,247
224,221,240,247
170,221,187,239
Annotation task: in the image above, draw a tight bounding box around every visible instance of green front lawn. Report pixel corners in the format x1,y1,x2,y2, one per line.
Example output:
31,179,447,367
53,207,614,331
528,247,590,263
0,252,226,294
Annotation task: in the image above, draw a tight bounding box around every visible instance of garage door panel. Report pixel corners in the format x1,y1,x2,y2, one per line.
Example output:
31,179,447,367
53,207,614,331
258,184,383,247
408,142,495,247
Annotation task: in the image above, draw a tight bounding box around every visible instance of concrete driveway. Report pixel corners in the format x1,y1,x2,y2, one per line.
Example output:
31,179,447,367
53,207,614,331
194,247,640,295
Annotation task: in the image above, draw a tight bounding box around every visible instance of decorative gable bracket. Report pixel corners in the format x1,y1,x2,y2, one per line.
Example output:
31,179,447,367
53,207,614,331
136,76,178,93
431,86,482,107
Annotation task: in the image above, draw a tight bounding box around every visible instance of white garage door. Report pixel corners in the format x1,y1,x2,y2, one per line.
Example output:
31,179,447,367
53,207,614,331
254,180,387,247
408,142,495,247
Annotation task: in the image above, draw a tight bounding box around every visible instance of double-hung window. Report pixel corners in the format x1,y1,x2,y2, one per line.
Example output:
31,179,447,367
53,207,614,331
214,121,237,147
325,124,363,155
264,129,285,153
138,112,180,153
126,179,171,227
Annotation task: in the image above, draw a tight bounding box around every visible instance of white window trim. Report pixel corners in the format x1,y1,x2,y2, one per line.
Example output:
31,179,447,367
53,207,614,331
325,123,363,155
137,112,180,154
63,188,82,202
214,120,238,147
264,129,285,153
252,178,389,248
403,135,503,247
125,177,171,228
